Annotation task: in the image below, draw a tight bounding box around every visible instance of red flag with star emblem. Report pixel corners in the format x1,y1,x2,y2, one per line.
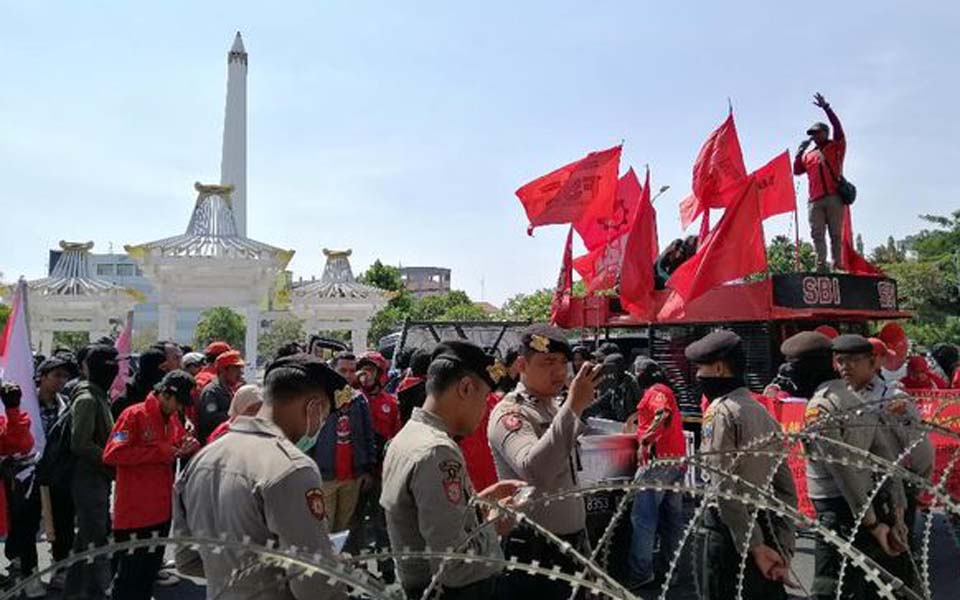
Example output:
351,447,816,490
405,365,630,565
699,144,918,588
517,146,622,234
574,167,642,251
679,113,747,230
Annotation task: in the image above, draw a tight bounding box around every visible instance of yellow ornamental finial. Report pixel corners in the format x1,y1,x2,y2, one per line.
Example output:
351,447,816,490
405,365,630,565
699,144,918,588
334,386,354,410
486,361,507,384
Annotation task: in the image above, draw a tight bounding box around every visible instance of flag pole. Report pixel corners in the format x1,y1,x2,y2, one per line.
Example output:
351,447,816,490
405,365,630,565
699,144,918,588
793,179,802,271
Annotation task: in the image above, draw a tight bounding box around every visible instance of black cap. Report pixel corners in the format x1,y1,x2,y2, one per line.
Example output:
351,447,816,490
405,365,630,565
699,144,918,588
781,331,833,360
831,334,873,355
806,121,829,135
430,341,500,390
36,356,71,377
684,330,742,364
155,370,196,405
521,324,572,359
265,353,350,402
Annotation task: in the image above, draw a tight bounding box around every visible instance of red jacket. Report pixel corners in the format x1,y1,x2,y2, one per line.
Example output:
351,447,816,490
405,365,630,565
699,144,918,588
103,393,185,530
0,408,35,537
458,393,501,492
366,390,401,443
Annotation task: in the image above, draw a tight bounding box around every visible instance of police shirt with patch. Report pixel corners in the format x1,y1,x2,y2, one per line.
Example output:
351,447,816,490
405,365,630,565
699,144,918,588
487,381,586,535
380,407,501,591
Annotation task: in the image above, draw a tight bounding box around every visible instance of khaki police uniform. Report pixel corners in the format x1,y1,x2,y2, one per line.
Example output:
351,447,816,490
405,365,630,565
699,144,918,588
804,379,909,600
487,381,587,598
172,416,344,600
700,386,797,600
488,382,585,535
380,407,501,596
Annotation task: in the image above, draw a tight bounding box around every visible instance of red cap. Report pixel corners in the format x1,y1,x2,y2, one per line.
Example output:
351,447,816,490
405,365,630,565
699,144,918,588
358,351,390,384
205,341,232,358
877,322,908,370
215,350,245,370
814,325,839,339
906,356,929,375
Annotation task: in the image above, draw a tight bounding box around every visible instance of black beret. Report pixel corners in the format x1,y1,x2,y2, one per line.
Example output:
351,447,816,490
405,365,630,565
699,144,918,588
781,331,833,360
36,356,71,377
684,330,742,364
155,370,196,405
430,341,500,390
265,353,350,401
831,334,873,355
521,324,572,359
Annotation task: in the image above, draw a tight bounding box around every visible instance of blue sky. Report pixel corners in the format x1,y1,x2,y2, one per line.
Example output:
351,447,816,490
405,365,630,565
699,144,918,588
1,2,957,304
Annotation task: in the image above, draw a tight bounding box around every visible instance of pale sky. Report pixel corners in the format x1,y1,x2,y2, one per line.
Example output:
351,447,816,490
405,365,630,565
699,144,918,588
1,2,957,304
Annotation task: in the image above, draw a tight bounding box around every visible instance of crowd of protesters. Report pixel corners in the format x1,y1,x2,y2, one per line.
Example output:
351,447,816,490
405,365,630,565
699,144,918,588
0,320,954,599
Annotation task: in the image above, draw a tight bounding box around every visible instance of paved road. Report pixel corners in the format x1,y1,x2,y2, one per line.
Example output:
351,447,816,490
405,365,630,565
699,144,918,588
4,515,958,599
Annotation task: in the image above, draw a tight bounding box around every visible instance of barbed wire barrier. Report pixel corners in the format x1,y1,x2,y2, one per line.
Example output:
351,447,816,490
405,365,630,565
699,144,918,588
3,403,959,599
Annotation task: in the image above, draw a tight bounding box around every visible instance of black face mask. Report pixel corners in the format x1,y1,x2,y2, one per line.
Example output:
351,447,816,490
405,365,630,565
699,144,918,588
781,357,836,399
697,376,745,401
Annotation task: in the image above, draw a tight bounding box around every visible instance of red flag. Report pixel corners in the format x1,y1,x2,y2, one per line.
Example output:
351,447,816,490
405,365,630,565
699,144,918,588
517,146,622,234
679,113,747,230
667,178,766,302
711,151,796,221
620,168,659,319
575,168,642,251
840,206,883,275
550,227,575,326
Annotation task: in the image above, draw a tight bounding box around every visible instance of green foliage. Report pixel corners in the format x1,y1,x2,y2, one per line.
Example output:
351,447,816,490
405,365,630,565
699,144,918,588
53,331,90,352
131,325,158,353
903,317,960,350
498,289,552,322
357,260,404,292
766,235,816,274
195,307,246,352
870,236,906,265
259,315,305,361
366,288,487,346
0,303,9,334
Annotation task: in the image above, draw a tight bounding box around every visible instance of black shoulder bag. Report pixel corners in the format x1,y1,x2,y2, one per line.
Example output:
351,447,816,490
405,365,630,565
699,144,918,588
817,148,857,205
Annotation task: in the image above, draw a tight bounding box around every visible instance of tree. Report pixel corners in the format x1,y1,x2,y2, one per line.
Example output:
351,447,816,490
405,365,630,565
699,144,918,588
498,289,553,322
870,236,905,265
367,290,487,345
53,331,90,352
0,303,9,335
357,260,404,292
195,307,246,352
131,325,158,353
259,315,305,361
765,235,816,274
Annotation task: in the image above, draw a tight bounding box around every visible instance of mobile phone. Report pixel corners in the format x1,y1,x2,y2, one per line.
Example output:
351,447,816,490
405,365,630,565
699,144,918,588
512,485,536,505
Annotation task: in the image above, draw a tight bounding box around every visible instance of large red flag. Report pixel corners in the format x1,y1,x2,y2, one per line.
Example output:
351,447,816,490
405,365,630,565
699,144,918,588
550,227,575,326
517,146,622,234
840,206,883,275
620,168,659,320
575,167,642,251
711,151,796,220
667,178,767,302
679,113,747,230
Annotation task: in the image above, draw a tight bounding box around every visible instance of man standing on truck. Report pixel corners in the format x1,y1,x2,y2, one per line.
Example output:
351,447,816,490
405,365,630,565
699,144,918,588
794,93,846,272
488,324,602,598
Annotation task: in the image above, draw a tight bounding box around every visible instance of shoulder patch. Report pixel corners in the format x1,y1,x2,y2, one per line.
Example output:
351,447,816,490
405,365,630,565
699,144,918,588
804,404,821,423
112,430,129,443
499,411,523,432
381,403,393,414
306,488,326,521
886,399,907,416
438,459,463,504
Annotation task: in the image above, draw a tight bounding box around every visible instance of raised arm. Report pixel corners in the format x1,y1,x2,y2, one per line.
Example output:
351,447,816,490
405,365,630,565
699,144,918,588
814,93,844,142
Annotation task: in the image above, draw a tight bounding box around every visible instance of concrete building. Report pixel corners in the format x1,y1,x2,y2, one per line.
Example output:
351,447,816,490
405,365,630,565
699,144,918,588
399,266,451,298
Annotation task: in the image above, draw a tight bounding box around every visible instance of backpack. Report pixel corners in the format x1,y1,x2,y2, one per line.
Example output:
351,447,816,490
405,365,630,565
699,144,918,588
36,409,75,486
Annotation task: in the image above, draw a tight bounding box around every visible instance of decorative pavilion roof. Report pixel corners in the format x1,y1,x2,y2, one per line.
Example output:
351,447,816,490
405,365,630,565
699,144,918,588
291,249,386,301
29,241,140,300
124,183,293,267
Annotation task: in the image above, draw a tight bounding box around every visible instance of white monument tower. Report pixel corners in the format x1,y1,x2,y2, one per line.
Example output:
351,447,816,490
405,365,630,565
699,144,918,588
220,32,247,236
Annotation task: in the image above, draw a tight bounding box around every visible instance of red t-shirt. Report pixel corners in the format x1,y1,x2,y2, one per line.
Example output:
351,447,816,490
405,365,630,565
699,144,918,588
635,383,685,459
366,390,401,442
801,139,846,201
334,412,354,481
458,393,501,493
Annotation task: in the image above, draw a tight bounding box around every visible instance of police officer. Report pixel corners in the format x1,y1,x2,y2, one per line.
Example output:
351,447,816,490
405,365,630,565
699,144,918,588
487,324,602,598
834,334,929,595
781,331,907,600
172,354,347,600
687,330,797,600
381,341,524,599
